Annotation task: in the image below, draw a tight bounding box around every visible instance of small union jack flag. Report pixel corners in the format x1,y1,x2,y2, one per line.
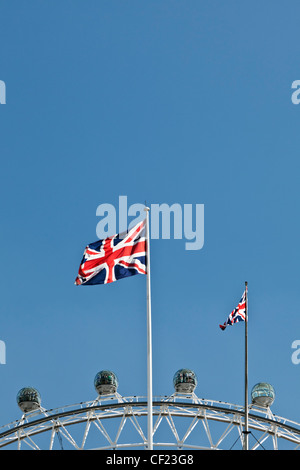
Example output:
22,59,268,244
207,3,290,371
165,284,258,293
219,290,247,331
75,219,147,286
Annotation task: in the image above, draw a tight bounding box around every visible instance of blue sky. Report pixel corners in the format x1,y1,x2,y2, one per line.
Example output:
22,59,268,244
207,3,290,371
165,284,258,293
0,1,300,449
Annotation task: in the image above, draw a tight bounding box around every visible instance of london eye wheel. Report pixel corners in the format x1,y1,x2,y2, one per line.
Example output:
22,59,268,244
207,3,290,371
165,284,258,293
0,369,299,450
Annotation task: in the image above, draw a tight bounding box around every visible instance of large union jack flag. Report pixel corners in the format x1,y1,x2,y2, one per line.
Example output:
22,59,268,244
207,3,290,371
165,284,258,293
75,219,147,286
219,290,247,331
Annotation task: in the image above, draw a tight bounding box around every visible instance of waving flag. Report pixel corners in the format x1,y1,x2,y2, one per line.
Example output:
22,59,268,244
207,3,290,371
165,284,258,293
75,219,147,286
219,290,246,330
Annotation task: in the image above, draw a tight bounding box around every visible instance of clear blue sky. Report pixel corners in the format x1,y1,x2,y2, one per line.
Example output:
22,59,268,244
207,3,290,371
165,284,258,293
0,0,299,449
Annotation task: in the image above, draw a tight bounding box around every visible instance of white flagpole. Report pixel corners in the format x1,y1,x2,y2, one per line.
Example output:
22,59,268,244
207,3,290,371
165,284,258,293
244,281,249,450
144,206,153,450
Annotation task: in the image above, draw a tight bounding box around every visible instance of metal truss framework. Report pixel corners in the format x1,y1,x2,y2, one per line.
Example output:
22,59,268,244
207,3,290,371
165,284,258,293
0,393,299,450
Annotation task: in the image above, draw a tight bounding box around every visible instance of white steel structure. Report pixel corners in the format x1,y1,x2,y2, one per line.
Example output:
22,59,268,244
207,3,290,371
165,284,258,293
0,392,299,450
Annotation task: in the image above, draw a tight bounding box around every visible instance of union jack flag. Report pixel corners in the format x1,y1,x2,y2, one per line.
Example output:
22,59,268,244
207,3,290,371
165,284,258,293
75,219,147,286
219,290,247,331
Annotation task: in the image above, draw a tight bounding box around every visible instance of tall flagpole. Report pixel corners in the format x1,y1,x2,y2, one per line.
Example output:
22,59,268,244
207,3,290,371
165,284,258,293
244,281,249,450
144,206,153,450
